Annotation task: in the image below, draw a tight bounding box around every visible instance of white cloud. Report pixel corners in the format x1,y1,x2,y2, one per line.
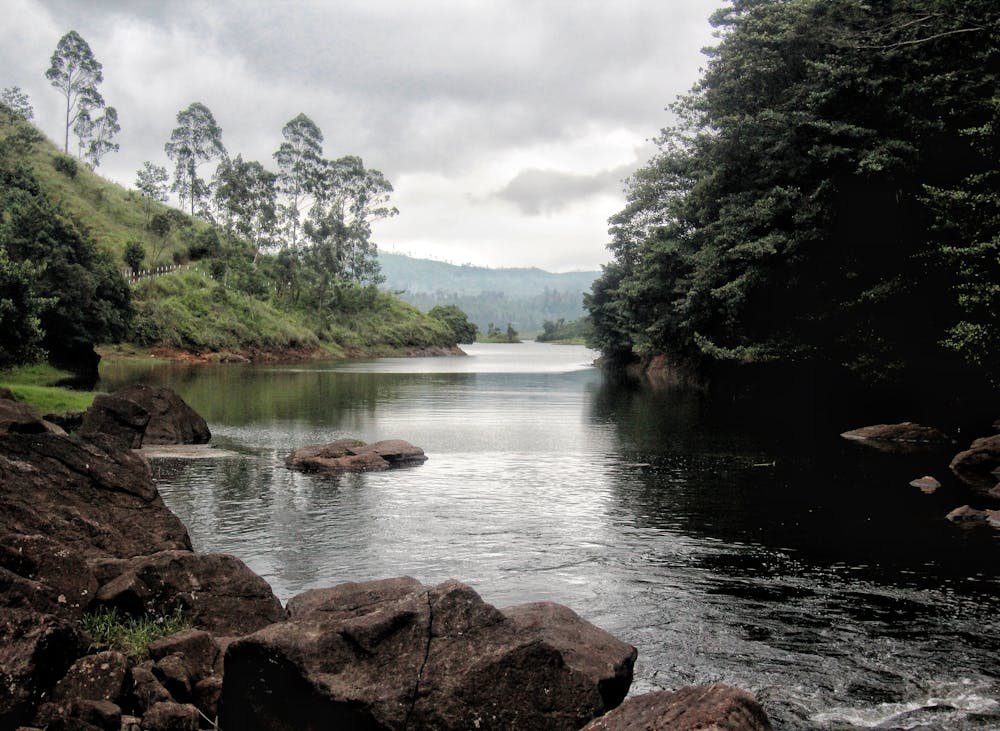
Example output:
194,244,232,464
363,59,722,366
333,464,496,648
3,0,726,270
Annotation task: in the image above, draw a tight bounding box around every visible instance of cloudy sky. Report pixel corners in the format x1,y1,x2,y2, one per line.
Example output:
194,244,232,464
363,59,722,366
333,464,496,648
2,0,725,272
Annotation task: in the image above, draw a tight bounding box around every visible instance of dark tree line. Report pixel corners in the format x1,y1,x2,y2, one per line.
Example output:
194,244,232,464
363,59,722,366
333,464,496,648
587,0,999,389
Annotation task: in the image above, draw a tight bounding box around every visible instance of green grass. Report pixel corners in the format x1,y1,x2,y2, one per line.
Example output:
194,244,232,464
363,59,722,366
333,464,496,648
82,606,190,660
0,363,96,414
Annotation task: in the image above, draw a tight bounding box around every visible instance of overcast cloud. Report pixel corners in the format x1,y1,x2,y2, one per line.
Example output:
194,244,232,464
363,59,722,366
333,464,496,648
2,0,724,271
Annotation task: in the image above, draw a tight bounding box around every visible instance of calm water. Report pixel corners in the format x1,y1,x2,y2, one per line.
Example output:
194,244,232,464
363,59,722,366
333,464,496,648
100,342,1000,729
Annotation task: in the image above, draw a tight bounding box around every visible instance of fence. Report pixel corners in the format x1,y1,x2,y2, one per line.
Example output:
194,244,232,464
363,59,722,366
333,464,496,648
122,262,195,285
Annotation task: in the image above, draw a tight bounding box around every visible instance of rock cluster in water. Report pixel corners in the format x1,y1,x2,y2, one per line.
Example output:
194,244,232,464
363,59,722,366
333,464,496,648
286,438,428,473
0,387,773,730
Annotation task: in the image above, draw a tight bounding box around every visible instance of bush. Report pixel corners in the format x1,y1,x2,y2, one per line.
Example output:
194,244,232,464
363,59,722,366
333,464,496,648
52,154,77,178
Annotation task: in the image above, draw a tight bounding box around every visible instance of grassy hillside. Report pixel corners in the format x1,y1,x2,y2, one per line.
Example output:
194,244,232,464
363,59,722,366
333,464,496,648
0,113,459,362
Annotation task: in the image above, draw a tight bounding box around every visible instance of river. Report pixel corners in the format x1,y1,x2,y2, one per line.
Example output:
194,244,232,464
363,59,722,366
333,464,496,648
100,342,1000,729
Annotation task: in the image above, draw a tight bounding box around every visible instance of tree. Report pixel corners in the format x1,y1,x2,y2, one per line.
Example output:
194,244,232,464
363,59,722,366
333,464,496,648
0,245,46,368
135,161,169,224
45,30,105,155
148,212,172,265
214,155,278,264
428,304,477,343
587,0,1000,389
81,106,119,168
0,86,34,120
123,241,144,275
274,113,324,248
164,102,225,217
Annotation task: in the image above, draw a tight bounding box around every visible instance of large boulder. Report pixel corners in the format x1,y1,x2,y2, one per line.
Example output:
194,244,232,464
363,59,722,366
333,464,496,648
0,398,65,436
950,434,1000,493
581,684,773,730
79,394,150,449
840,422,951,450
111,385,211,446
94,551,286,636
0,433,191,725
285,438,427,473
221,577,637,730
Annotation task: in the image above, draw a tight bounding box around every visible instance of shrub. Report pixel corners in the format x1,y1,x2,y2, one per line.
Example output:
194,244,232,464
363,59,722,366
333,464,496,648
52,154,77,178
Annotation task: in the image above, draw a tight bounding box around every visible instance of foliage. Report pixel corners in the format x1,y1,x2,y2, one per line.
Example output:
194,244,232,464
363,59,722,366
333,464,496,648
274,113,324,248
46,30,105,156
164,102,225,217
428,304,478,343
0,86,33,120
0,246,47,367
135,161,169,224
481,322,521,343
81,607,190,660
0,363,98,413
123,240,144,274
536,317,592,344
52,154,77,178
214,154,278,263
587,0,1000,387
0,154,132,370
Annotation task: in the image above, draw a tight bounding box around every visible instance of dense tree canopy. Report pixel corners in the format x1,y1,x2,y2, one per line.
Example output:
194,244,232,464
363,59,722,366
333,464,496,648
587,0,1000,388
164,102,226,217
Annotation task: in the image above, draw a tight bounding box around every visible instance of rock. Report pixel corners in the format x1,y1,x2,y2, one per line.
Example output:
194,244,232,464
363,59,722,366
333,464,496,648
0,570,81,729
96,551,285,636
109,385,211,445
286,438,427,473
222,577,636,730
0,433,191,569
0,386,15,400
945,505,989,525
69,699,122,731
43,411,85,434
141,702,200,731
0,533,99,613
950,434,1000,493
841,422,951,450
193,676,223,721
50,651,130,706
79,394,150,449
581,684,773,731
0,398,49,435
153,654,192,702
129,665,172,712
909,475,941,494
148,629,220,686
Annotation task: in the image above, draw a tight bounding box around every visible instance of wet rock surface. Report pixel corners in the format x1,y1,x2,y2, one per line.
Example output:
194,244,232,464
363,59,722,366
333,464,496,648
581,684,773,730
286,438,428,473
841,422,952,450
222,577,638,730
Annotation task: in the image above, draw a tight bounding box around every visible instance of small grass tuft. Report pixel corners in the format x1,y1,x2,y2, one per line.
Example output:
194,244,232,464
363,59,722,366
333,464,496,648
81,606,191,659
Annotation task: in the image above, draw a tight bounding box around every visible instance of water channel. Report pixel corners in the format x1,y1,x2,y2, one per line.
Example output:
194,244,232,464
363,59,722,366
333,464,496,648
100,342,1000,729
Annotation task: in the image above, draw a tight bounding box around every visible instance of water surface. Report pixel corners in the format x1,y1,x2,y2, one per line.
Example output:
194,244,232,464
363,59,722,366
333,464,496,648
101,342,1000,729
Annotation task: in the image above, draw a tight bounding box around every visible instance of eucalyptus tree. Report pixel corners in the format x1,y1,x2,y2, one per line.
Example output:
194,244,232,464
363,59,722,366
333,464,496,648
164,102,226,217
274,113,324,248
74,105,119,168
214,155,278,264
135,161,169,224
45,30,105,155
0,86,34,120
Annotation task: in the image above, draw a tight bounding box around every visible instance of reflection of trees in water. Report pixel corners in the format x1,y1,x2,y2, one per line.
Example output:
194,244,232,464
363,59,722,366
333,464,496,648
100,363,478,428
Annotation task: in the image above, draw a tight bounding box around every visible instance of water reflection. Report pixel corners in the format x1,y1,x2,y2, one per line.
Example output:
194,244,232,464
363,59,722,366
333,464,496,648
106,345,1000,729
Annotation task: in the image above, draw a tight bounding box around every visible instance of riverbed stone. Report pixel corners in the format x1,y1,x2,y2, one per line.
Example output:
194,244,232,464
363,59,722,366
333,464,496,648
950,434,1000,493
79,394,150,449
581,684,773,730
286,438,427,473
909,475,941,494
222,577,636,730
841,422,951,449
140,701,200,731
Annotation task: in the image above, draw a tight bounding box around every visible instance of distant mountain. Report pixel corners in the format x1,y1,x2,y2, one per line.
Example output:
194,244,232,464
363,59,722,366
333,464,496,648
378,252,600,333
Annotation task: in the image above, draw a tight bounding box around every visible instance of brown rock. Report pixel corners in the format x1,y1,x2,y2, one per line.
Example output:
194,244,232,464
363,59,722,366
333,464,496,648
582,684,773,731
110,385,211,445
141,702,200,731
950,434,1000,493
153,654,192,702
79,394,150,449
909,476,941,494
0,398,48,435
98,551,285,635
945,505,989,525
841,422,951,450
50,651,130,705
0,533,99,612
129,665,172,712
192,676,223,721
148,629,220,685
69,699,121,731
286,438,427,473
0,386,15,400
222,577,636,730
